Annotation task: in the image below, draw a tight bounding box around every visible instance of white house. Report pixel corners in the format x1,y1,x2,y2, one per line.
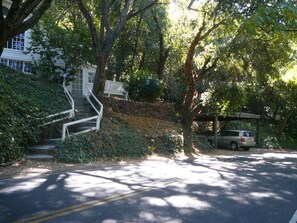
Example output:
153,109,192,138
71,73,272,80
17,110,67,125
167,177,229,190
1,0,96,96
0,28,98,96
1,1,127,99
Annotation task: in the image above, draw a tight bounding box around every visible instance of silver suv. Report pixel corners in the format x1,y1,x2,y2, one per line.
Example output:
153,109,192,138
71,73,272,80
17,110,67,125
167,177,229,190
208,130,256,151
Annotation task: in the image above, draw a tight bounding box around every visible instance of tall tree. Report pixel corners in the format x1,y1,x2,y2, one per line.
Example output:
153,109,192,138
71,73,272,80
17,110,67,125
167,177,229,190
180,0,297,154
75,0,160,99
182,2,226,154
0,0,52,55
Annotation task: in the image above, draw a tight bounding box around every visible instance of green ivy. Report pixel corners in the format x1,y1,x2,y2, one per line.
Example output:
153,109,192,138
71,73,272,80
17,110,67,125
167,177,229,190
57,117,151,163
0,65,69,164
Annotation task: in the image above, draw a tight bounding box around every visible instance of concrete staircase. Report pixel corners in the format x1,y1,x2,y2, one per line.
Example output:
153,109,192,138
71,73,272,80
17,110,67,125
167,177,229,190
26,139,59,161
27,94,96,161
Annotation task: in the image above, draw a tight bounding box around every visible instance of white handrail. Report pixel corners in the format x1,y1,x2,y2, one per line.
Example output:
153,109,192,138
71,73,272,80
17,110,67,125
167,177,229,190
42,79,74,126
61,88,103,141
86,88,103,118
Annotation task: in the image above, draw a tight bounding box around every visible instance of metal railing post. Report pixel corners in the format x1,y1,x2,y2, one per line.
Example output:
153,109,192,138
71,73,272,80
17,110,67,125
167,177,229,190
62,124,66,142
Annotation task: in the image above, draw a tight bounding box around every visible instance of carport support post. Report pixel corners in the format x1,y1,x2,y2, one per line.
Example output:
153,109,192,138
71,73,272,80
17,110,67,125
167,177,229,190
256,119,260,146
214,114,218,149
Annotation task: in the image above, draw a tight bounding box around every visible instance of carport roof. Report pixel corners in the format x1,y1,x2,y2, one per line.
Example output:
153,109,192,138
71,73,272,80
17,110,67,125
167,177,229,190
195,112,261,122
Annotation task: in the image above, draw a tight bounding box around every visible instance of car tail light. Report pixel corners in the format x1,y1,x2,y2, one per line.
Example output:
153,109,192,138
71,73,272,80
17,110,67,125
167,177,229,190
240,138,245,142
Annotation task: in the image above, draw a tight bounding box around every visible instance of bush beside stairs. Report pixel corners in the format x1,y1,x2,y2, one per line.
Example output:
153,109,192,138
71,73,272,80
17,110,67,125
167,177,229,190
27,94,97,161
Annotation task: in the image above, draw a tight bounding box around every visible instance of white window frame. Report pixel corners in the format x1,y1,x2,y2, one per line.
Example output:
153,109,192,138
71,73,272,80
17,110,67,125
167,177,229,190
88,72,96,83
5,32,25,51
0,58,32,74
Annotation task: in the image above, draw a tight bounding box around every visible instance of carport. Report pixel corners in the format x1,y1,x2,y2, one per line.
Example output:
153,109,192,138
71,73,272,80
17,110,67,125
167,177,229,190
195,112,261,149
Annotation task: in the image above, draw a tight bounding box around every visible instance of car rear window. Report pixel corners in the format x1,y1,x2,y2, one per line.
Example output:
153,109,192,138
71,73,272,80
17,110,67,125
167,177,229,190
243,131,253,137
219,131,239,136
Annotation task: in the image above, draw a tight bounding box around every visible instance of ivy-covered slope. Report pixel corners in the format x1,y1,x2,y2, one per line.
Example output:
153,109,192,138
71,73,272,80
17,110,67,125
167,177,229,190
0,64,69,164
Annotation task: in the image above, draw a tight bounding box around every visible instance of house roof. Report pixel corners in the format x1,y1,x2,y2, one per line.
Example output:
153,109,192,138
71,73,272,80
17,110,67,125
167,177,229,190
195,112,261,122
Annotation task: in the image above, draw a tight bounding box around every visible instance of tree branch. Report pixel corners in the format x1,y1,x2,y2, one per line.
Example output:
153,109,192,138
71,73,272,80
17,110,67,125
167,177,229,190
21,0,52,31
127,0,158,20
75,0,101,55
102,0,111,37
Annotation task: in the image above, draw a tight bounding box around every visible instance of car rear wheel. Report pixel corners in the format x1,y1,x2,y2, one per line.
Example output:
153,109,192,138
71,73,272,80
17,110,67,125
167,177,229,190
230,142,238,150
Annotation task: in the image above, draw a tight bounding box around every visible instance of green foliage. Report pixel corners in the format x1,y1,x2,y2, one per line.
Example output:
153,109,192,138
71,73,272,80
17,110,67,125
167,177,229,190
192,135,214,153
0,65,69,164
162,66,187,111
108,6,170,79
149,134,183,155
124,71,164,102
28,6,93,82
57,117,151,163
57,114,185,164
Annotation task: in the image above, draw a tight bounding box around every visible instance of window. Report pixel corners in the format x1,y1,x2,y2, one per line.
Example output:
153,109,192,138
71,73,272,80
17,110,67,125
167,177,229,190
0,58,32,74
88,72,95,83
9,60,22,71
23,62,32,73
244,131,253,137
5,33,25,51
0,58,8,65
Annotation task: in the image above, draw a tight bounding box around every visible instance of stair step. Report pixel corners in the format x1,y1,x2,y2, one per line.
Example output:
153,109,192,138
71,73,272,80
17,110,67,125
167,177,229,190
45,138,61,143
33,144,56,151
26,154,54,161
79,126,95,130
27,94,100,163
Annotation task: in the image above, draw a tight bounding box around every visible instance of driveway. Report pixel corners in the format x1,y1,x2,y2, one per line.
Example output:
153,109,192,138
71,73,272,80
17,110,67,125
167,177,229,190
0,149,297,223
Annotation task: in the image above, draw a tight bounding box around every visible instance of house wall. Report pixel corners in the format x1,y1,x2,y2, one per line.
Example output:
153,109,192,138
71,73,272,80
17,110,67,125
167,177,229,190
1,0,96,95
1,30,33,61
70,65,96,96
1,1,34,73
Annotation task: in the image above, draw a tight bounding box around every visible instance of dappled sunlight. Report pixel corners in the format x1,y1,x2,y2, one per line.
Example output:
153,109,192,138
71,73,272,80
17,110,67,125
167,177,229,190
102,219,118,223
1,150,297,222
141,197,168,207
139,211,182,223
0,178,47,194
250,151,297,159
250,192,285,201
46,184,58,191
165,195,211,210
65,172,133,196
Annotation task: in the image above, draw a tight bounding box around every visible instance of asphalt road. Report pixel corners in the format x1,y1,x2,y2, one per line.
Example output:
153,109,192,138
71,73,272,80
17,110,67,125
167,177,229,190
1,151,297,223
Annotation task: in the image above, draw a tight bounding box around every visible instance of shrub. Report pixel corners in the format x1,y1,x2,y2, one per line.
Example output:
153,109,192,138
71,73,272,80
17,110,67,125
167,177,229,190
124,71,163,102
149,135,183,155
57,117,151,163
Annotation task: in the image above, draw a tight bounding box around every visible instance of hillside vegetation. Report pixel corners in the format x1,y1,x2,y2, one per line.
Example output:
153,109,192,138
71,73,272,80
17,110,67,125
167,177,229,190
1,64,295,165
57,110,185,163
0,65,69,164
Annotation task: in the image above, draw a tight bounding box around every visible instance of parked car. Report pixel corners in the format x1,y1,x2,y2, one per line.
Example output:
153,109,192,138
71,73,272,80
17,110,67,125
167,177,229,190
208,130,256,151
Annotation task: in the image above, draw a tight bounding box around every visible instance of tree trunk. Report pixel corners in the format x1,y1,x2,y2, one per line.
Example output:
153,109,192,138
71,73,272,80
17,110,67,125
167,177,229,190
182,107,194,155
0,40,4,56
277,110,293,138
152,10,169,80
157,47,169,80
92,55,107,99
129,16,143,72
